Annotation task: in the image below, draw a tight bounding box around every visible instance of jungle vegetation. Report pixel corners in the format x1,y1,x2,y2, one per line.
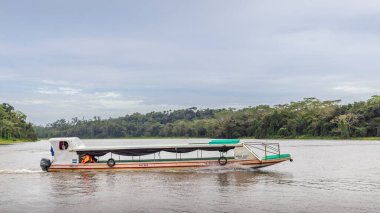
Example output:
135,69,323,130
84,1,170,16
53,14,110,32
0,103,37,141
35,96,380,139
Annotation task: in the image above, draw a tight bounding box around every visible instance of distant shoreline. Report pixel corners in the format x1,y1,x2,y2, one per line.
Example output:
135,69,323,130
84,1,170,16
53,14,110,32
0,139,35,145
3,136,380,144
257,136,380,140
34,136,380,141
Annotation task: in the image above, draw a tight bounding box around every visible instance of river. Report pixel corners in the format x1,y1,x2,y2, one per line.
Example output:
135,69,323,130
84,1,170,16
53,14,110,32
0,139,379,212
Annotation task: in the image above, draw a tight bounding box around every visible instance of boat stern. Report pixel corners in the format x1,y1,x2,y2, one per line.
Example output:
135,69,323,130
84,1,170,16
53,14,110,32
41,137,85,171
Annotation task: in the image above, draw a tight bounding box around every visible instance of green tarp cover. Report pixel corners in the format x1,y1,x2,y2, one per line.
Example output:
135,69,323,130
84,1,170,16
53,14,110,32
262,154,291,160
209,139,240,144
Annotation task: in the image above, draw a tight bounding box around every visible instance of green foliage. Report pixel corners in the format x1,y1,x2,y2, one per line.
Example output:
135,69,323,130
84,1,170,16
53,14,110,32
35,96,380,139
0,103,37,141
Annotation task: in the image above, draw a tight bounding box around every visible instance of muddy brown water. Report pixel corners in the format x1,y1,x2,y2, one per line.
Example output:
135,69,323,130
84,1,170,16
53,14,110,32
0,139,379,212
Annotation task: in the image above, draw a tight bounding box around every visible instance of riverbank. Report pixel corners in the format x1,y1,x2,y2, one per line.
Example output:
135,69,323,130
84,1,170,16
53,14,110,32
0,139,34,145
352,137,380,140
296,136,380,140
245,136,380,140
293,136,380,140
38,136,380,140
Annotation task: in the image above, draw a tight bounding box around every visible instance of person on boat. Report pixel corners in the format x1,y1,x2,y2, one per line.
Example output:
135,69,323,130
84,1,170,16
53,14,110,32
81,154,95,163
50,146,54,157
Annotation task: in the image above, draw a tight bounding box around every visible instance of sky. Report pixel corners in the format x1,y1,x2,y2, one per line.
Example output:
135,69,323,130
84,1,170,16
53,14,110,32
1,0,380,125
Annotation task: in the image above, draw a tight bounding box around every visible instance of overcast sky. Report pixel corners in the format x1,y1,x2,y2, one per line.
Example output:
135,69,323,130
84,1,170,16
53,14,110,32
1,0,380,125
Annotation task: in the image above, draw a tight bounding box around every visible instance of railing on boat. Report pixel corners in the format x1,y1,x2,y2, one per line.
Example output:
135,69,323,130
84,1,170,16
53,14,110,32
243,142,281,159
98,141,286,163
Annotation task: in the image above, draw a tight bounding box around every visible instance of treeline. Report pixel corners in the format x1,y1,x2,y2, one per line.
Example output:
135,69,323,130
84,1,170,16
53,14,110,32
0,103,37,141
36,96,380,139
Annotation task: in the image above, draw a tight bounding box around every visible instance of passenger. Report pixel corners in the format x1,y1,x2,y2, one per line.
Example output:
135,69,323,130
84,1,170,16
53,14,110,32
81,154,94,163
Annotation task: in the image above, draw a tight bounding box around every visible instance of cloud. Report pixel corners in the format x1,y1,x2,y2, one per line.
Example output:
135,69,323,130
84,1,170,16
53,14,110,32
10,81,186,124
10,99,50,105
36,87,82,95
332,85,378,94
1,1,380,124
94,92,121,99
41,79,71,86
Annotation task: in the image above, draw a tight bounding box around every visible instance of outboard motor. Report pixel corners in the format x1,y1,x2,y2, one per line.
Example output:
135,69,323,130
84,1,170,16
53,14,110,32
40,158,51,172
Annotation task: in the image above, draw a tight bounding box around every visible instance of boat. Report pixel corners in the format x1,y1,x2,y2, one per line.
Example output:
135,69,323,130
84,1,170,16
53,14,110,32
40,137,293,172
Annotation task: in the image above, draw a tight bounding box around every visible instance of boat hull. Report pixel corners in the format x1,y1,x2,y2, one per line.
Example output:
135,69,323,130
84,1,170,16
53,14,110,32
47,158,290,172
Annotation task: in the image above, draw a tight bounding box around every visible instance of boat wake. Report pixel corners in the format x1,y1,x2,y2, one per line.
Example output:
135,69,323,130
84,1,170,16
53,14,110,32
0,169,43,174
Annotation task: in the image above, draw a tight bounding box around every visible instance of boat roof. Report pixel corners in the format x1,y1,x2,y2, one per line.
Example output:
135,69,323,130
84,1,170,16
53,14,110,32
74,139,243,156
74,143,242,152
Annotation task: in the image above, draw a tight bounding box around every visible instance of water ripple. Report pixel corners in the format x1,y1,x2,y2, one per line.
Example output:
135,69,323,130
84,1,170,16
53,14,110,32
0,169,42,174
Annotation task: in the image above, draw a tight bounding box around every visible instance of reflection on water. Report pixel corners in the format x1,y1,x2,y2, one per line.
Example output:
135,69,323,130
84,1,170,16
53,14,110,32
48,172,98,197
43,169,293,209
0,139,380,212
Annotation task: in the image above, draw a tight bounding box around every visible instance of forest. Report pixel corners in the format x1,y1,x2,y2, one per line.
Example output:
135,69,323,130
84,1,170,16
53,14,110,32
0,103,37,141
35,96,380,139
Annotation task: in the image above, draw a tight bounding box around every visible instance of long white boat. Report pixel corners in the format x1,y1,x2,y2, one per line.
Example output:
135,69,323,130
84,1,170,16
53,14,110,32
40,137,293,172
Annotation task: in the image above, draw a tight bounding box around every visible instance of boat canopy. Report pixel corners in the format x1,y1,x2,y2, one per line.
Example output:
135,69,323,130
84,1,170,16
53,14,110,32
74,142,241,157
